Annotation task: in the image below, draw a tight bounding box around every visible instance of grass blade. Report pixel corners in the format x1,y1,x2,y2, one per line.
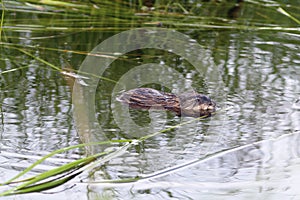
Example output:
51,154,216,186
277,7,300,25
0,1,5,41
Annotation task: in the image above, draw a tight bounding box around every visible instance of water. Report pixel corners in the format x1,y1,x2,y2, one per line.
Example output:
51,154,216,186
1,0,300,199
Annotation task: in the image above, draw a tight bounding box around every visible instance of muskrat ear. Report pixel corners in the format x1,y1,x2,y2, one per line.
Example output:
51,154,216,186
197,95,213,103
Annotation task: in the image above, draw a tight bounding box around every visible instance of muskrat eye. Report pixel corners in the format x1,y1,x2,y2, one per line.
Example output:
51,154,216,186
208,102,215,108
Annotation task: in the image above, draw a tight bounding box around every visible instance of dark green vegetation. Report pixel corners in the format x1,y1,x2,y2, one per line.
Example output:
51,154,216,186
0,0,300,198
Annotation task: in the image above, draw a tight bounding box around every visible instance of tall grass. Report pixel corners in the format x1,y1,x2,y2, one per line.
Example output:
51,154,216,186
0,112,212,196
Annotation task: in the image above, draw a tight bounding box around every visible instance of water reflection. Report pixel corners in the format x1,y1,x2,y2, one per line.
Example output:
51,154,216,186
77,29,300,199
82,131,300,200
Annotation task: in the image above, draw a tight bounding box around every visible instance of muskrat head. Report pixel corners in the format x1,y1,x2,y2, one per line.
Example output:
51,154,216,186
179,93,216,117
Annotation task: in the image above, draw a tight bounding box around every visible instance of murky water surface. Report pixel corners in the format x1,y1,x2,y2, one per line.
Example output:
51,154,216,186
0,1,300,199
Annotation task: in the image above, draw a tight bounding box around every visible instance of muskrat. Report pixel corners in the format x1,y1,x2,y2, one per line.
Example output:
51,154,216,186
116,88,216,117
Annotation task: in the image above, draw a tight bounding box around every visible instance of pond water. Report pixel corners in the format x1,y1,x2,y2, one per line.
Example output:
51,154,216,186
1,0,300,199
